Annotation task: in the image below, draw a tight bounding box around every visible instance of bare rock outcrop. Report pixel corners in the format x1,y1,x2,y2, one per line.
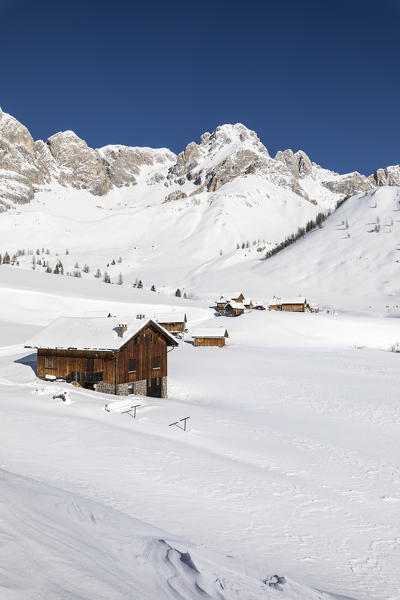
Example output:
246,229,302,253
275,149,313,178
0,108,50,207
163,189,187,203
46,131,112,196
99,145,175,188
321,172,373,196
369,165,400,187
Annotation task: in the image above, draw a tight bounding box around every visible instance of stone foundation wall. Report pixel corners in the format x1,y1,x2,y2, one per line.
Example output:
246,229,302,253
131,379,147,396
161,376,167,398
96,381,129,396
95,377,167,398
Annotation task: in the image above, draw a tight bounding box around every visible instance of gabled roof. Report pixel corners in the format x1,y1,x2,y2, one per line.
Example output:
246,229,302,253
25,317,178,352
280,297,307,305
192,328,229,339
226,300,245,309
155,312,187,324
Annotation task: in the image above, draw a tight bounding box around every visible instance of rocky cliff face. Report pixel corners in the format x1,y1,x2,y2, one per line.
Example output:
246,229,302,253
0,108,398,213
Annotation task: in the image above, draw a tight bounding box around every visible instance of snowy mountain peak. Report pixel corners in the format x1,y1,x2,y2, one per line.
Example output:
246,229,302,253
0,107,399,215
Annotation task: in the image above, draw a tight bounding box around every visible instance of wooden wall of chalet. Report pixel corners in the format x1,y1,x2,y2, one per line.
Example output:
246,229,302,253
37,349,115,382
118,324,168,383
158,321,185,333
37,324,169,385
193,337,226,347
281,304,305,312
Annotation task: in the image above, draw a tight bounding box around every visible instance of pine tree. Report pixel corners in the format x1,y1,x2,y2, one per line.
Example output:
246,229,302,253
103,271,111,283
137,280,143,289
94,268,101,278
3,252,10,264
151,284,156,291
175,288,181,297
118,273,123,285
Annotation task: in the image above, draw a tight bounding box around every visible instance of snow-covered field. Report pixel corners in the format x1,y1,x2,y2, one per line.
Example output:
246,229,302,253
1,265,400,599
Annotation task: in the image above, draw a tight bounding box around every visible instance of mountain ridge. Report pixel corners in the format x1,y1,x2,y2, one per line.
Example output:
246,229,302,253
1,107,399,212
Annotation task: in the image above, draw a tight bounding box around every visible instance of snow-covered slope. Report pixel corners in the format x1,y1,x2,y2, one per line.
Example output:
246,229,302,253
3,469,337,600
250,186,400,311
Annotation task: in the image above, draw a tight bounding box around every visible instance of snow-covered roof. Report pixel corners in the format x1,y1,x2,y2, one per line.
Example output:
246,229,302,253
280,297,307,305
268,297,307,305
25,317,178,351
242,298,253,305
226,300,245,309
155,312,187,324
192,328,229,339
216,296,228,303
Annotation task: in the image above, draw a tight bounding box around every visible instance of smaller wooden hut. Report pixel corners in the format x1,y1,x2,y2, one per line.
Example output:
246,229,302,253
192,328,229,347
268,297,310,312
225,301,245,317
155,313,187,336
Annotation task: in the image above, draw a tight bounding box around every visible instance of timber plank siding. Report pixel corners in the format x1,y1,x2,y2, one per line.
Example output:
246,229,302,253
193,337,226,347
31,318,177,398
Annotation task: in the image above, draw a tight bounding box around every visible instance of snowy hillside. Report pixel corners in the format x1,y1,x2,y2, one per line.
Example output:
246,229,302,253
1,108,400,304
251,186,400,311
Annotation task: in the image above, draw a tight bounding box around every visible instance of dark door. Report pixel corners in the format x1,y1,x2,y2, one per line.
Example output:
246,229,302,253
147,377,161,398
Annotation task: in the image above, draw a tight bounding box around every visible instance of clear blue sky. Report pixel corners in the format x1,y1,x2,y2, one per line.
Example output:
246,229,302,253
1,0,399,174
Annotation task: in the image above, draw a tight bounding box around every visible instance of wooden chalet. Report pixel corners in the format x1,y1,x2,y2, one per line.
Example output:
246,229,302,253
192,328,229,347
231,292,245,303
155,313,187,336
268,297,310,312
25,317,178,398
242,298,253,309
225,300,245,317
216,296,229,312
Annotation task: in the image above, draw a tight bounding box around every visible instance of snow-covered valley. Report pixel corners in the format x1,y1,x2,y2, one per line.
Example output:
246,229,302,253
1,266,400,600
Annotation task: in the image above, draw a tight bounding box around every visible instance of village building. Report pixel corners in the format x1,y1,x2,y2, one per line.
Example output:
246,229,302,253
225,300,245,317
242,298,253,309
268,297,310,312
216,296,229,312
230,292,245,303
155,313,187,336
25,317,178,398
192,328,229,347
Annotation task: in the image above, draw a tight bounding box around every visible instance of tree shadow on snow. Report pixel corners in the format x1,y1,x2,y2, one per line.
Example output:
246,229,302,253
15,352,37,375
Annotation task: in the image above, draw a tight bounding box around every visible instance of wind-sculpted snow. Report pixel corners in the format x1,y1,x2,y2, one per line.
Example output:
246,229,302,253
0,469,337,599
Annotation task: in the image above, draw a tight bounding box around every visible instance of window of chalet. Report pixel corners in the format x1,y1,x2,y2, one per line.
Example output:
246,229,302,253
152,355,160,370
146,333,153,343
128,358,137,373
44,356,57,369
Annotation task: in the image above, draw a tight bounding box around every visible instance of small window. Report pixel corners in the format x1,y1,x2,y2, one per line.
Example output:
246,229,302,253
44,356,57,369
128,358,137,373
146,333,153,343
152,355,160,370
